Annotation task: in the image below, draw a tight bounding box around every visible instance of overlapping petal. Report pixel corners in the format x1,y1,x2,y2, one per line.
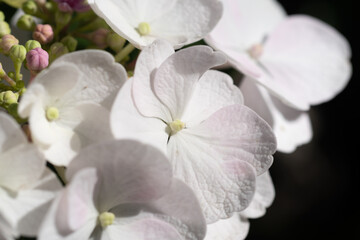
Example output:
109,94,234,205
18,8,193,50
205,214,249,240
259,15,352,110
88,0,223,49
241,78,312,153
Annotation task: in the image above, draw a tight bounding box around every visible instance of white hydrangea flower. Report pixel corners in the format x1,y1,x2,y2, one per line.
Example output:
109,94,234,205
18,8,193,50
88,0,223,49
205,171,275,240
111,40,277,223
240,78,312,153
205,0,352,111
38,140,206,240
0,113,62,239
18,50,127,166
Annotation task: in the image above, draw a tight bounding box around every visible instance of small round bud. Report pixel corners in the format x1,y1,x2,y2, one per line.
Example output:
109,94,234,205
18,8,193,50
106,33,125,52
61,36,77,52
22,0,38,15
25,40,42,52
0,11,5,21
55,11,72,27
0,21,11,38
49,42,69,63
0,34,19,55
17,14,36,31
10,45,27,63
45,2,56,12
137,22,151,36
3,91,18,105
26,47,49,71
33,24,54,45
90,28,110,49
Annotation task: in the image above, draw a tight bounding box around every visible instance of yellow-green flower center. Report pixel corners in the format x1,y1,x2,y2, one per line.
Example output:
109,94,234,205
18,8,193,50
169,119,185,134
137,22,151,36
46,107,59,121
99,211,115,228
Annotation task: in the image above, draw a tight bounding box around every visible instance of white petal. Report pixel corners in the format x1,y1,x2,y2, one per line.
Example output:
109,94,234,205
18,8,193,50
0,168,62,237
50,50,127,109
111,78,168,155
0,113,27,152
0,212,16,240
205,214,249,240
17,64,80,119
89,0,222,49
0,144,45,192
154,46,226,119
241,171,275,219
259,15,352,110
182,70,243,127
103,216,182,240
147,179,206,240
205,0,285,78
168,133,256,223
132,40,174,121
67,140,172,212
241,78,312,153
38,170,98,240
190,104,277,175
149,0,223,49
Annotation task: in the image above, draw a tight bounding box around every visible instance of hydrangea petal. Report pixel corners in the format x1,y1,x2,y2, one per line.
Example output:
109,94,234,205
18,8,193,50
190,104,277,175
241,171,275,219
0,113,27,153
0,144,45,191
168,132,256,223
111,78,169,155
205,214,249,240
38,170,98,240
67,140,172,212
259,15,352,110
0,168,62,237
0,212,15,240
241,78,312,153
89,0,222,49
153,46,226,119
182,70,244,127
132,39,174,121
50,50,127,108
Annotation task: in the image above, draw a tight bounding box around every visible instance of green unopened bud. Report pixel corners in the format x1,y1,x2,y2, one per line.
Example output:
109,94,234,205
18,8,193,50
0,34,19,55
17,14,36,31
49,42,69,63
0,92,5,103
45,2,56,12
55,11,72,28
0,21,11,38
3,91,18,105
10,45,27,63
61,36,77,52
106,33,126,52
0,11,5,21
25,40,42,52
22,0,39,15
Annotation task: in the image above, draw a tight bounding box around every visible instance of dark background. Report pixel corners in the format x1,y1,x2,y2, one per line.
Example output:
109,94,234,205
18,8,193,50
1,0,358,239
248,0,359,239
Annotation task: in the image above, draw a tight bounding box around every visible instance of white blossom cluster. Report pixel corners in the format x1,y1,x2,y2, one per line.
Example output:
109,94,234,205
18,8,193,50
0,0,351,239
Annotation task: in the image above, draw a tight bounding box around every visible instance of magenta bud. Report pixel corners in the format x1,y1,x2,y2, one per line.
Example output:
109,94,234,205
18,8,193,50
90,28,110,49
32,24,54,45
26,47,49,72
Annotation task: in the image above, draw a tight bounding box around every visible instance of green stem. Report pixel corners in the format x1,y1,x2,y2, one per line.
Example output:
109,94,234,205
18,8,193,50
115,43,135,62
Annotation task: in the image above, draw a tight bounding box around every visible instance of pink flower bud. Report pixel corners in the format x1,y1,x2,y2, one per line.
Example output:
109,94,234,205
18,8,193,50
90,28,110,49
26,47,49,72
32,24,54,45
0,34,19,54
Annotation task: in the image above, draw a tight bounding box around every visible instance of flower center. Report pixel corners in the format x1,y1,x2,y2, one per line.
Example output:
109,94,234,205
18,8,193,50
46,107,59,121
248,43,264,59
99,211,115,228
169,119,185,134
136,22,151,36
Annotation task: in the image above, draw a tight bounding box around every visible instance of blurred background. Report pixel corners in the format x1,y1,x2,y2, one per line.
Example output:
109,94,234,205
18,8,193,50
1,0,358,239
248,0,359,239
